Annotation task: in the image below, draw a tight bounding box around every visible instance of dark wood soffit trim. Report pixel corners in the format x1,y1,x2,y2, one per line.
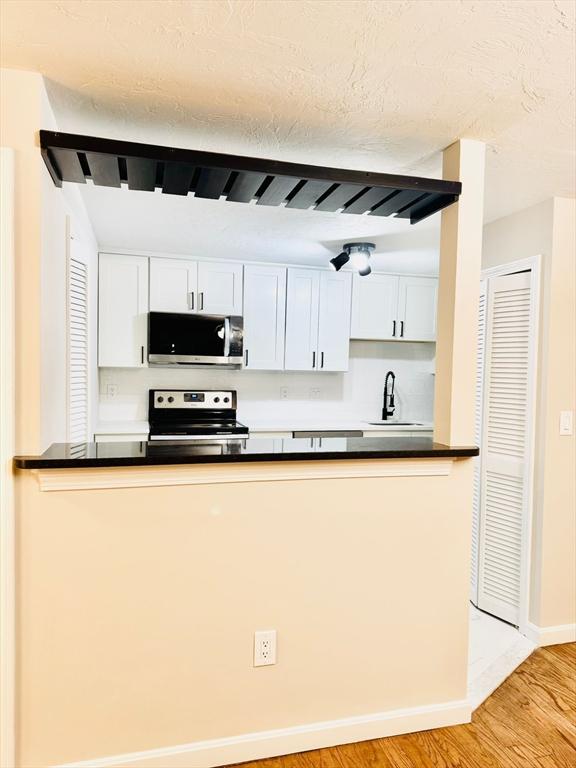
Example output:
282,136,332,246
39,130,462,197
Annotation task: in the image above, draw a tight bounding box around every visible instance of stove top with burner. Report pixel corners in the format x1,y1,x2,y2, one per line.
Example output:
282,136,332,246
148,389,248,440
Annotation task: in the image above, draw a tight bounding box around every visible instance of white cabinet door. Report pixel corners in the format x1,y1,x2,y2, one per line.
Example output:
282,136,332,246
149,257,197,313
243,264,286,370
284,268,320,370
242,438,284,454
98,253,148,367
350,273,399,340
197,261,243,315
397,276,438,341
317,270,352,371
281,437,318,453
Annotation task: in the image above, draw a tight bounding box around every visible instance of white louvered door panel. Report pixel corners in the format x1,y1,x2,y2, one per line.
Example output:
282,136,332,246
68,256,89,443
478,271,533,625
470,280,487,604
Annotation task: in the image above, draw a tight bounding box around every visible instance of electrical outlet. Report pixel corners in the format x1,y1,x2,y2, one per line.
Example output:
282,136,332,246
560,410,574,436
107,383,118,398
280,387,288,400
309,388,320,400
254,629,277,667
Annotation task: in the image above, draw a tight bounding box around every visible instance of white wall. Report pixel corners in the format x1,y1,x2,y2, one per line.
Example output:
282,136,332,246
535,198,575,629
99,340,435,426
40,165,68,445
483,198,553,270
40,85,99,448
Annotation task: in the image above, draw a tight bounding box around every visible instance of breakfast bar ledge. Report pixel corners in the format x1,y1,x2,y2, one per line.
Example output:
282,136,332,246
14,436,478,491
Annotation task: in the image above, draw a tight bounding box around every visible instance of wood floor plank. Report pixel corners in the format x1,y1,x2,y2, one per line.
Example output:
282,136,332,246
231,644,576,768
371,740,416,768
433,723,504,768
475,677,575,765
380,730,461,768
542,642,576,667
515,650,576,710
536,652,576,690
336,738,398,768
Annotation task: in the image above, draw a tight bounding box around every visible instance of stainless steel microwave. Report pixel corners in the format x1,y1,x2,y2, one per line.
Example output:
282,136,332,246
148,312,243,367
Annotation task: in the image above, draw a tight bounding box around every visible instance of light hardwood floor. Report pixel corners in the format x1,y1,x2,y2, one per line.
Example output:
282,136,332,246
230,643,576,768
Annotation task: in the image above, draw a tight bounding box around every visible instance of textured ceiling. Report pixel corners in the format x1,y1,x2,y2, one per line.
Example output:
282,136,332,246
78,183,441,273
1,0,575,227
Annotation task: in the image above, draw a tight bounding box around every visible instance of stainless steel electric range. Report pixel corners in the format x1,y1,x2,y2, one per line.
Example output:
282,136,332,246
148,389,248,442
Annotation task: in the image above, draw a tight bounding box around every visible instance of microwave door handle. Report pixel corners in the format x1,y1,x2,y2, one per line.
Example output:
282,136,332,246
224,317,231,357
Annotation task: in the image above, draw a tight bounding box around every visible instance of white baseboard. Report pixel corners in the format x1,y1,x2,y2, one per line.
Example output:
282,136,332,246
57,698,470,768
524,621,576,647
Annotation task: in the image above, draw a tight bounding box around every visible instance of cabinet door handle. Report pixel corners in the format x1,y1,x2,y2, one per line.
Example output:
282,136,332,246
141,345,144,364
392,320,397,337
200,292,204,311
245,349,249,366
312,351,316,369
321,351,324,368
400,321,404,338
187,291,194,310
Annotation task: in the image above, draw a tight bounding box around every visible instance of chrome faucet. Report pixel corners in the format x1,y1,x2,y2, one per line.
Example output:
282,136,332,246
382,371,396,421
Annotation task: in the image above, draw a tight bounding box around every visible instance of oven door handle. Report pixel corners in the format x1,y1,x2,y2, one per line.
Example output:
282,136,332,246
223,317,231,358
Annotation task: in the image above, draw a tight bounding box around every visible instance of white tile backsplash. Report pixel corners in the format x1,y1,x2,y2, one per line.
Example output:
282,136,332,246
99,340,435,425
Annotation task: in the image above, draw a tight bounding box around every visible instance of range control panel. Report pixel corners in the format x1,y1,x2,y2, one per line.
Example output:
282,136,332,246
151,390,236,409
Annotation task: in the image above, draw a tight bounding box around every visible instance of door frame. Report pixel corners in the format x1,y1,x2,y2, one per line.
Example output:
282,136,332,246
479,255,541,637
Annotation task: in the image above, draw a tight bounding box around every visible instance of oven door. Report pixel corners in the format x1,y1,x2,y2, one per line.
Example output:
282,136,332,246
148,312,243,366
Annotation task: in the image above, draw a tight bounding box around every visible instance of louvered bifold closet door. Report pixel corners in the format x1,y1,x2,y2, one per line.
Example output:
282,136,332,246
470,281,487,604
68,256,89,442
477,271,533,625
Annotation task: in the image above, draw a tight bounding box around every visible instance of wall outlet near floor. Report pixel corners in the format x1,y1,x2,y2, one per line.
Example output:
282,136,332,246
280,387,288,400
254,629,277,667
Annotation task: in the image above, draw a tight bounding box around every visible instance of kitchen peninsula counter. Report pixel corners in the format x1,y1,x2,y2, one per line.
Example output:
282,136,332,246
14,435,478,470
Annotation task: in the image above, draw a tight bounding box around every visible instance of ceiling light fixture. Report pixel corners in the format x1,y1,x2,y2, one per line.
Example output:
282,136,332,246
330,250,350,271
331,242,375,276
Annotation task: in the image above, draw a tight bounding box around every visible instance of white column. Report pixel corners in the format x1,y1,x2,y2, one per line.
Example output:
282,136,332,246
434,140,486,446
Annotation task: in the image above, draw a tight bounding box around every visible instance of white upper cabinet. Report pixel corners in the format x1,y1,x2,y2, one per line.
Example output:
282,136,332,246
350,272,437,342
243,264,287,370
284,268,321,370
351,274,399,340
98,253,148,367
149,257,197,313
284,268,352,371
397,276,438,341
149,257,243,315
197,260,243,315
317,270,352,371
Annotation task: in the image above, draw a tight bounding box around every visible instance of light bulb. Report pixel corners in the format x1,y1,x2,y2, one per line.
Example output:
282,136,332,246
350,248,370,273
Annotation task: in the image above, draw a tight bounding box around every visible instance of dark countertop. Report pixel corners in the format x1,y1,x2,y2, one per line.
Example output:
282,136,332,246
14,436,479,470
